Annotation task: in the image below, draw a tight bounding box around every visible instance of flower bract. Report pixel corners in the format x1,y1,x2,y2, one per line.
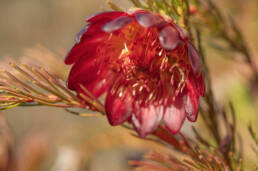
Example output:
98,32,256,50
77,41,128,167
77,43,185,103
65,10,205,137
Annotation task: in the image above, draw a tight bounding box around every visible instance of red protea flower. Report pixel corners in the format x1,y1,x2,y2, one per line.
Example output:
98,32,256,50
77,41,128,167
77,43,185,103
65,10,205,137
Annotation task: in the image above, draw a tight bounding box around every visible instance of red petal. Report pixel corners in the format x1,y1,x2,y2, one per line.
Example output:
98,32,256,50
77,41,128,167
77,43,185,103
65,23,108,65
67,52,115,98
86,11,125,23
132,105,163,138
66,11,125,65
65,40,101,65
184,80,199,122
187,42,201,75
159,25,183,51
105,86,133,126
163,103,186,134
86,70,114,97
102,16,134,33
67,57,100,90
173,23,188,40
135,12,165,28
197,74,206,96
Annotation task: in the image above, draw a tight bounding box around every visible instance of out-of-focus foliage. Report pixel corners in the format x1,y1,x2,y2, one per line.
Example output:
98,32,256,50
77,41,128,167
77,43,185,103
0,0,258,170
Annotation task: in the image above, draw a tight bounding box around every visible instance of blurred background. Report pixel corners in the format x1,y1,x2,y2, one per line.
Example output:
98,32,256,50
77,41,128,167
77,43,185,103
0,0,258,170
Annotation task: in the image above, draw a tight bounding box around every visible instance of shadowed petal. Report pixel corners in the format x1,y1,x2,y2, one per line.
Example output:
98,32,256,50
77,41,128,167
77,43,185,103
163,104,186,134
102,16,134,33
159,26,183,51
197,74,206,96
173,23,188,40
187,42,201,75
135,13,165,28
105,87,133,125
132,105,163,138
184,80,199,122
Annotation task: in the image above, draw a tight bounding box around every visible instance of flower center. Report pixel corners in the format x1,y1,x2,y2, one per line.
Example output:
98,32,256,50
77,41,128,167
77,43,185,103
97,21,190,106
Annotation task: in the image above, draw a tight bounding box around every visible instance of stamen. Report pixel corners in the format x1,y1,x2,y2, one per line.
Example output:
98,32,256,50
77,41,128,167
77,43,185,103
158,50,163,56
121,43,129,56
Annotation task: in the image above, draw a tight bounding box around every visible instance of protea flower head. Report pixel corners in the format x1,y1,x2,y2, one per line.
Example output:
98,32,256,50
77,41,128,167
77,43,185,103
65,10,205,137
